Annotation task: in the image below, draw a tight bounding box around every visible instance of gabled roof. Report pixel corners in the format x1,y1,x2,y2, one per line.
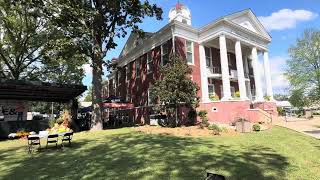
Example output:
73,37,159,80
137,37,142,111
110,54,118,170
116,9,271,67
223,9,271,40
119,32,154,58
200,9,271,41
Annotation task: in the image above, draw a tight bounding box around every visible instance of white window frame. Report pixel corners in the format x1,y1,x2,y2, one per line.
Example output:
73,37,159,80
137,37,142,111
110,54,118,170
161,43,169,66
186,40,194,65
147,51,153,73
135,60,140,79
205,47,212,67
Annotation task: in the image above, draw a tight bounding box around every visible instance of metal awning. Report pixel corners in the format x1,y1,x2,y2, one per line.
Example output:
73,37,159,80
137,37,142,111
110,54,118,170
0,79,87,102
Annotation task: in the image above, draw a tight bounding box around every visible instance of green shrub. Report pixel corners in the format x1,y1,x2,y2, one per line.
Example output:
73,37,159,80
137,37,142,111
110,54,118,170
209,93,219,101
235,91,240,98
208,124,222,135
252,124,261,131
199,123,205,129
198,110,209,128
198,110,207,120
277,107,284,116
264,96,271,101
221,127,228,133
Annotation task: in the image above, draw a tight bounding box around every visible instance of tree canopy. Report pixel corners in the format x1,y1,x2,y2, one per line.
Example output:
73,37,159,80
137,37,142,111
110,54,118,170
286,29,320,103
0,0,86,84
50,0,163,130
150,55,199,127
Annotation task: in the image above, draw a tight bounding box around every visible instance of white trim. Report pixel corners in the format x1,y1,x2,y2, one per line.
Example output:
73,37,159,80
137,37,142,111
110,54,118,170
185,40,194,65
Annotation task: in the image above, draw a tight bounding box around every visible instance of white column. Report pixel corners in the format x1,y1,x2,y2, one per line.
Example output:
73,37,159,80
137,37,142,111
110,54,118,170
199,44,210,102
219,35,232,100
251,47,264,102
235,40,248,100
263,51,274,101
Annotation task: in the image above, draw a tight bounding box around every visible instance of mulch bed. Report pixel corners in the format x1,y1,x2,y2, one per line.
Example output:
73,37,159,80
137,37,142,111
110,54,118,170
135,125,239,137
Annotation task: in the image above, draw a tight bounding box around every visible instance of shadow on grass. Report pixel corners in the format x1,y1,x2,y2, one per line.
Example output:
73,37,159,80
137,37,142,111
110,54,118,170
0,132,289,180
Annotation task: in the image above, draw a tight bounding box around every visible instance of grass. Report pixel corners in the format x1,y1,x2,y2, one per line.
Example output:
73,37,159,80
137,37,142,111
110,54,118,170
0,126,320,180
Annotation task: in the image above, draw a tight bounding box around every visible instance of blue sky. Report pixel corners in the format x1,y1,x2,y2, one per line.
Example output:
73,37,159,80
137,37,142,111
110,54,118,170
82,0,320,95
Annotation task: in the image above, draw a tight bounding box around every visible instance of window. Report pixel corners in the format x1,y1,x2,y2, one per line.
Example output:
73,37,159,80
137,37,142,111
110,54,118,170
186,41,193,64
208,78,215,99
161,43,169,66
208,84,215,97
147,51,153,73
205,47,212,67
228,53,232,66
135,59,140,78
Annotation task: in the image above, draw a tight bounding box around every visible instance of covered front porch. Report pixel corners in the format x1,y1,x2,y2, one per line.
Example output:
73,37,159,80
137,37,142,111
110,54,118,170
199,32,273,103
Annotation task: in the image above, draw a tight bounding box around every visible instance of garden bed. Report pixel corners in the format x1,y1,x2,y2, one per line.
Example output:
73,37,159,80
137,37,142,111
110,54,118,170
135,125,239,137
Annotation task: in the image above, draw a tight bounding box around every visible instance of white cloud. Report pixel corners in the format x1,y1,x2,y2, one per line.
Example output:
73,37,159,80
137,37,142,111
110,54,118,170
259,9,318,31
257,56,289,94
270,56,290,92
83,64,92,76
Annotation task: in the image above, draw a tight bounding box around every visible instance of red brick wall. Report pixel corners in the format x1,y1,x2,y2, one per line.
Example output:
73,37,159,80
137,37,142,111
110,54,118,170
174,36,202,98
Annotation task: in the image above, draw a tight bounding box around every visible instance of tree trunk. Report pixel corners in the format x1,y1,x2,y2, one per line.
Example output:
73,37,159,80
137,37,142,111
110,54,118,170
91,57,103,130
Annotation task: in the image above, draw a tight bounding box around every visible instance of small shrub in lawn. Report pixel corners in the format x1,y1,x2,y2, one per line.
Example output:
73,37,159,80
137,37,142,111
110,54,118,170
208,124,222,135
198,110,209,128
221,127,228,133
198,110,207,120
252,124,261,131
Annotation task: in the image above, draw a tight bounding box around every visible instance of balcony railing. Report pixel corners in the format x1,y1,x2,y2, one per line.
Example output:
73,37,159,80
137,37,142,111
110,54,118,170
230,70,238,79
207,66,221,75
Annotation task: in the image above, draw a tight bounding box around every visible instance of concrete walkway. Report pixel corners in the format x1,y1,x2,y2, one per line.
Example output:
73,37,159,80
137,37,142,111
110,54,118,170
273,116,320,139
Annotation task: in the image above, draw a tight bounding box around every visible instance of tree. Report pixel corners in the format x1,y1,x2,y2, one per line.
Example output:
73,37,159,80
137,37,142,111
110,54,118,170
52,0,162,130
0,0,86,83
286,29,320,103
273,93,289,101
289,89,309,110
84,86,93,102
150,55,199,127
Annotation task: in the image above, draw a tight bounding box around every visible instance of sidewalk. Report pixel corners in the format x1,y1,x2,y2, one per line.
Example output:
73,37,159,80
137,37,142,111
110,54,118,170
273,116,320,139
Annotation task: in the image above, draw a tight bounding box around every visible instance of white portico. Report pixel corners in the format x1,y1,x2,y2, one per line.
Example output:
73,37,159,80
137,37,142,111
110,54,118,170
195,10,274,103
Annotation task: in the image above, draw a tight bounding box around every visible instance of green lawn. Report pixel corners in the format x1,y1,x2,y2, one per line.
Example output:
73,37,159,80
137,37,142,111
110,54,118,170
0,127,319,180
